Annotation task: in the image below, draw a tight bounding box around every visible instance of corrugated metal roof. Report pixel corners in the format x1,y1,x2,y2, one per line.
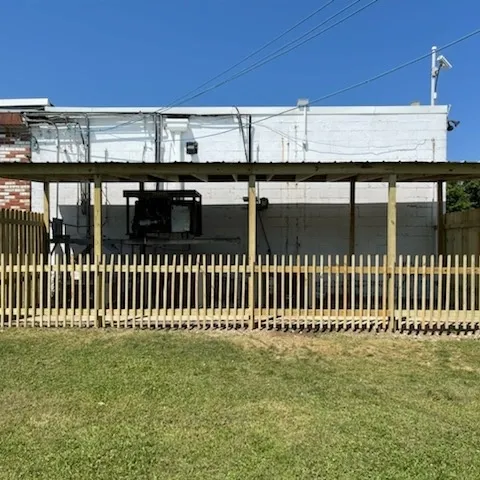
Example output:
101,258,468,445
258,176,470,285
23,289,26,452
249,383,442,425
0,161,478,183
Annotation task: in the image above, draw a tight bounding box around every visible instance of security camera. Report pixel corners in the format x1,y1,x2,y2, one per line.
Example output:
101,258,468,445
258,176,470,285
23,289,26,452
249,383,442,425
447,119,460,132
437,55,453,70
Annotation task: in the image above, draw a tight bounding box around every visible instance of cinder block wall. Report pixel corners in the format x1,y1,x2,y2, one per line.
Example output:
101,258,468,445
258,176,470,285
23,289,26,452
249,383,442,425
29,106,447,255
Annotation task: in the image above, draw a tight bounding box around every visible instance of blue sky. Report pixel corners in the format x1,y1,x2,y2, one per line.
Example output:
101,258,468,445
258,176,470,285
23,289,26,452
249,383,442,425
1,0,479,159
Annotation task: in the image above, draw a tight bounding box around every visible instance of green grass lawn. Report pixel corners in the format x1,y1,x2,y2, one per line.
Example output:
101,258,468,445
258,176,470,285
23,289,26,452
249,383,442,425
0,330,479,479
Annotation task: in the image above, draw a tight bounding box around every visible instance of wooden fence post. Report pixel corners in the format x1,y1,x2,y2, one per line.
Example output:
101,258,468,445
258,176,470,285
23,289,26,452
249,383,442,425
349,179,356,257
248,175,256,329
387,175,397,332
43,183,50,256
94,176,103,327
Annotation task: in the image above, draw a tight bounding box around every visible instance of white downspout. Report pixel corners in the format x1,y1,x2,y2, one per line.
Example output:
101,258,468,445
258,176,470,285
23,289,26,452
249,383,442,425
165,118,189,191
175,131,185,190
303,105,308,160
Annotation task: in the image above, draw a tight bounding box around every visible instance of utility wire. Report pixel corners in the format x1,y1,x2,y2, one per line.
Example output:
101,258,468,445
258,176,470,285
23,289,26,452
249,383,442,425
160,0,372,111
80,27,480,139
95,0,371,132
151,27,480,144
163,0,336,109
34,28,480,161
257,27,480,124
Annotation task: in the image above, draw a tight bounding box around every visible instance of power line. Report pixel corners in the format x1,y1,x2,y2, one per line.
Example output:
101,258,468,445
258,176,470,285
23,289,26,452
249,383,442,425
155,28,480,143
96,0,372,132
163,0,336,110
94,27,480,138
259,27,480,124
162,0,374,110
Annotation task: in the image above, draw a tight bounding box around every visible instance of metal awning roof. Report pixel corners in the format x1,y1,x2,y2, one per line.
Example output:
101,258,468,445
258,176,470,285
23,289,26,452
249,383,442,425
1,161,479,183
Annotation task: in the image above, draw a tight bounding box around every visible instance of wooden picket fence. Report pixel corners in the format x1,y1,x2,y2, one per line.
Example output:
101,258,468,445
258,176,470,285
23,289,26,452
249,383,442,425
0,208,46,260
1,253,480,332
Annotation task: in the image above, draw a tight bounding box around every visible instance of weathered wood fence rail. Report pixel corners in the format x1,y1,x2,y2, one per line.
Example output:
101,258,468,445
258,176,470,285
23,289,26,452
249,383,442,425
0,208,46,260
445,208,480,256
1,253,479,331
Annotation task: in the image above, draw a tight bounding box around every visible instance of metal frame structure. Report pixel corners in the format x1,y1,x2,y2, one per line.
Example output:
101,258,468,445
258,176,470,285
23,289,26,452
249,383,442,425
2,160,479,258
2,160,479,183
2,159,480,330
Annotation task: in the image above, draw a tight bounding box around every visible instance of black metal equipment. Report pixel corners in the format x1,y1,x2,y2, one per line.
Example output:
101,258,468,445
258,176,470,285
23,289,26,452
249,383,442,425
124,190,202,239
185,141,198,155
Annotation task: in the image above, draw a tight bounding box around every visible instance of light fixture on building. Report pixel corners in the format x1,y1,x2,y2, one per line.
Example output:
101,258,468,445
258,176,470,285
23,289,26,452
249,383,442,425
296,98,309,109
186,141,198,155
447,119,460,132
242,196,269,211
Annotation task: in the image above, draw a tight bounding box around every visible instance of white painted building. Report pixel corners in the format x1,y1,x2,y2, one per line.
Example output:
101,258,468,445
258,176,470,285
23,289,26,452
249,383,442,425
12,102,448,256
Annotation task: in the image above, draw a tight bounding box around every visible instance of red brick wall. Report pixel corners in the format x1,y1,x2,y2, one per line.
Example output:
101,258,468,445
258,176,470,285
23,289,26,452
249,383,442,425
0,131,31,210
